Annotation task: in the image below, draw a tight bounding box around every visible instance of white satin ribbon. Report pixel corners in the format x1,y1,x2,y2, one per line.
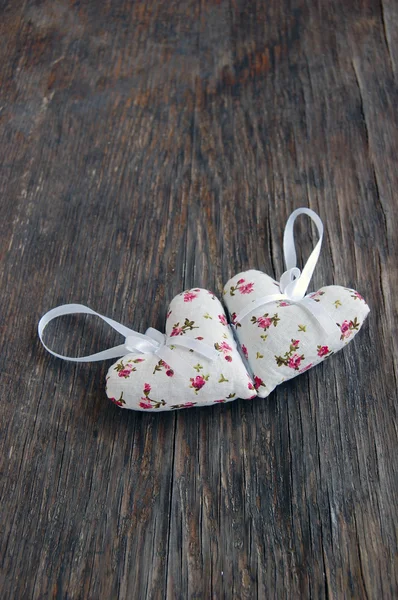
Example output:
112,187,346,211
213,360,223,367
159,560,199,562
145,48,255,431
38,304,219,373
234,208,337,336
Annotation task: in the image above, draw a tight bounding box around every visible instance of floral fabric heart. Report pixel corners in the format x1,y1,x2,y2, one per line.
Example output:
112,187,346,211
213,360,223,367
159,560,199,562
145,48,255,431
223,269,370,398
105,288,255,410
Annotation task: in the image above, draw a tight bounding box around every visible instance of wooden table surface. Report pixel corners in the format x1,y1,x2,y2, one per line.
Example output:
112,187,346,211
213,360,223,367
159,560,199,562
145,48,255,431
1,1,397,598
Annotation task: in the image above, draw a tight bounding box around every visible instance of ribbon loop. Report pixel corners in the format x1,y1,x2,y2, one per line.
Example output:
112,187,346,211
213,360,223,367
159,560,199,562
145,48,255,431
279,267,301,299
282,207,323,300
38,304,219,374
233,208,338,338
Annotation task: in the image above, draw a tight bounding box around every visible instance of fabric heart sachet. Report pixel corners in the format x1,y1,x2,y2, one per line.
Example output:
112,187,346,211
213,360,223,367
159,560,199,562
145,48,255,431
223,208,370,398
38,208,369,410
39,289,255,411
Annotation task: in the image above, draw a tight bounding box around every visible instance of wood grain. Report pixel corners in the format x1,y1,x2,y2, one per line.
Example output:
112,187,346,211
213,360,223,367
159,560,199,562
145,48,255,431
1,0,397,598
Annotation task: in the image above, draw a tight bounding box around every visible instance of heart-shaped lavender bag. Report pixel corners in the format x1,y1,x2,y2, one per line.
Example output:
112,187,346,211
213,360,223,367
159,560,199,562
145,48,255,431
39,288,255,411
223,209,370,398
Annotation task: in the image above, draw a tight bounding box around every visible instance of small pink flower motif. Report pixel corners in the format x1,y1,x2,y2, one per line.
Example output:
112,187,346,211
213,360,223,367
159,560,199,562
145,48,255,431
166,310,172,319
317,345,330,357
219,341,233,354
254,376,264,390
135,358,144,363
170,326,183,337
237,278,245,285
190,375,206,391
166,369,174,377
184,402,196,408
299,363,313,374
225,355,232,362
196,336,204,341
118,368,132,378
215,399,226,403
239,282,254,294
218,314,228,326
144,383,151,394
139,399,152,409
183,291,198,302
110,397,124,407
288,354,303,370
248,381,255,390
279,301,290,307
248,394,257,399
340,320,352,338
291,339,300,348
354,291,364,301
242,345,248,359
257,316,272,329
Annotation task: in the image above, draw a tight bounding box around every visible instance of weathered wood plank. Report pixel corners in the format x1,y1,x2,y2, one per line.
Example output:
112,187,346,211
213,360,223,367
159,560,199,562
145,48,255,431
0,0,397,598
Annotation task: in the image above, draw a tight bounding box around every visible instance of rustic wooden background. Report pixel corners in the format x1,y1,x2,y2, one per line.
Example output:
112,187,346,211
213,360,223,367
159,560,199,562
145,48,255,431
1,0,397,598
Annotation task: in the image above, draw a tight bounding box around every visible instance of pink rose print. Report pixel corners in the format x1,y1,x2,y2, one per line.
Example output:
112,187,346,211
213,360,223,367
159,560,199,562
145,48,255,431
214,341,233,362
183,291,198,302
166,310,172,319
278,301,290,307
299,363,313,374
338,317,360,341
317,345,330,357
139,399,152,410
287,353,303,370
191,375,205,391
219,341,232,354
251,312,280,330
258,316,272,329
118,368,132,378
170,326,183,336
340,321,351,338
242,345,248,359
190,374,208,393
248,381,255,391
114,358,144,378
240,283,254,294
153,359,174,377
170,318,199,336
196,336,204,340
275,339,305,370
254,376,265,390
109,392,126,407
139,383,166,409
218,314,228,326
229,279,255,296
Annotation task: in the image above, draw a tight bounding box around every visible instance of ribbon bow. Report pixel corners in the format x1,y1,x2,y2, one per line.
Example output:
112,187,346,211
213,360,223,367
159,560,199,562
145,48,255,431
233,208,338,336
38,304,219,375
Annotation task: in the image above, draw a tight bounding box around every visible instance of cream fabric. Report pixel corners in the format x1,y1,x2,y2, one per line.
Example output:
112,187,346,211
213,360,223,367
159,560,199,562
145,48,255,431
223,270,370,398
106,288,256,411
